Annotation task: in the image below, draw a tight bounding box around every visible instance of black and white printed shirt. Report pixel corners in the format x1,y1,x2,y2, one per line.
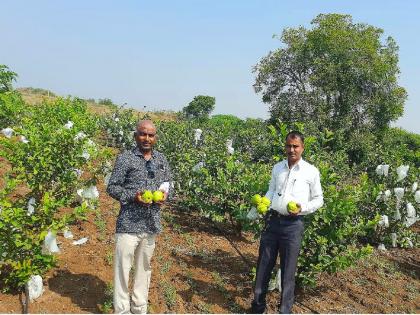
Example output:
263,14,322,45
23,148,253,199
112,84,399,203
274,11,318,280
106,147,172,234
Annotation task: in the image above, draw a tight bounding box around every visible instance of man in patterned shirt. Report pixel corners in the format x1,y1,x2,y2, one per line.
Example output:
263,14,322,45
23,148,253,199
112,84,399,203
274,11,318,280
107,120,172,314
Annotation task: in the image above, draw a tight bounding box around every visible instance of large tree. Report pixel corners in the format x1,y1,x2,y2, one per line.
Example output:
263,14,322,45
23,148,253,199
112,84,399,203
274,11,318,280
254,14,407,133
182,95,215,119
0,65,17,93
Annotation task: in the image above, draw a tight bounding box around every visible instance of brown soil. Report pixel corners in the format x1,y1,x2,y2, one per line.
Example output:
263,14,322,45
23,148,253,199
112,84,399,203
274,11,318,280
1,181,419,314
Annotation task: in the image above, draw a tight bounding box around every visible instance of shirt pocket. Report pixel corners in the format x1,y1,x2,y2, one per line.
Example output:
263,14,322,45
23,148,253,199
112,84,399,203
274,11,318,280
292,178,310,196
276,172,288,192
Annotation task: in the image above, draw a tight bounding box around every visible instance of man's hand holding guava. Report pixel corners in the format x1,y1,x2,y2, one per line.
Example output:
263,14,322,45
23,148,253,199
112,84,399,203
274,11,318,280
135,190,167,205
153,190,168,205
287,201,301,216
135,190,153,205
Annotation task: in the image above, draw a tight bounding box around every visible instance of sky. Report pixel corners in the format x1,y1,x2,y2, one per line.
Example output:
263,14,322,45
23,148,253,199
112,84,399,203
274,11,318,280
1,0,419,134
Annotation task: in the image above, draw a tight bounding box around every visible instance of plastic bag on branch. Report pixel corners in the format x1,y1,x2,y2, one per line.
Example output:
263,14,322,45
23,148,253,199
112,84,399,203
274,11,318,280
391,233,397,248
83,186,99,199
394,209,402,220
377,190,391,202
375,164,389,176
74,132,87,141
64,121,74,129
226,139,234,155
405,203,417,227
81,150,90,160
27,275,44,301
415,190,420,204
394,187,404,218
246,207,258,221
378,215,389,228
20,135,29,143
396,165,409,182
27,197,36,216
378,243,386,251
412,182,418,193
384,190,391,202
194,129,202,145
77,186,99,202
394,187,404,200
42,231,60,254
1,127,14,138
403,237,414,248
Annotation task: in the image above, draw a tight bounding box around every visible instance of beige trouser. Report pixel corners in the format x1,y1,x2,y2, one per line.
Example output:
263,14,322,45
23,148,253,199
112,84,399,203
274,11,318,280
114,233,156,314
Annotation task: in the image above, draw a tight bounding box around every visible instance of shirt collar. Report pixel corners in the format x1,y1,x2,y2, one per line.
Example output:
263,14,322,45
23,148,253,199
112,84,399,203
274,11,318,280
132,146,156,159
283,158,304,171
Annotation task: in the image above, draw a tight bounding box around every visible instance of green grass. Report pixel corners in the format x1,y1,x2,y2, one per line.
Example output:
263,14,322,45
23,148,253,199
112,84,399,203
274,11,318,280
99,282,114,313
104,250,113,266
161,260,172,274
183,233,195,248
94,210,107,240
161,280,177,309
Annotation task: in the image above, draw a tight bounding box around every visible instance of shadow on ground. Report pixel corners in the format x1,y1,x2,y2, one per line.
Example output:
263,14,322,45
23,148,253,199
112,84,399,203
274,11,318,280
48,269,108,313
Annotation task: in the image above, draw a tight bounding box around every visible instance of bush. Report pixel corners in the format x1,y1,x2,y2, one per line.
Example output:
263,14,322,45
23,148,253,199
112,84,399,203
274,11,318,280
0,96,108,292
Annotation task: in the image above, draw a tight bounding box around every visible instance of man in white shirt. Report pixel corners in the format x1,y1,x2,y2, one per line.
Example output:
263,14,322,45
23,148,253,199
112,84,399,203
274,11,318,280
251,131,323,314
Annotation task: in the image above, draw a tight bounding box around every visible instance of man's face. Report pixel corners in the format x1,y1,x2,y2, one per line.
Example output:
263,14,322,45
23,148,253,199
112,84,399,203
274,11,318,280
135,123,157,152
285,136,304,166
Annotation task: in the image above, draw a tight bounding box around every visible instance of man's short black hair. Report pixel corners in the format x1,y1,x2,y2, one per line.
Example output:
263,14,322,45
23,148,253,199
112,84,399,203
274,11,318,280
285,130,304,144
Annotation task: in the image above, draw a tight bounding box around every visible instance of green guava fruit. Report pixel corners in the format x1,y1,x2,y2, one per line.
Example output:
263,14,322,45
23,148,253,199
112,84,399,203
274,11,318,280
152,190,164,202
261,196,270,207
257,203,268,215
251,194,262,206
287,201,299,214
142,190,153,203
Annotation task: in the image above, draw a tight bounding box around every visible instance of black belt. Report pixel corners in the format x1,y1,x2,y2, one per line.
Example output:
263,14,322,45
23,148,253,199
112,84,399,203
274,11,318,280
267,209,302,220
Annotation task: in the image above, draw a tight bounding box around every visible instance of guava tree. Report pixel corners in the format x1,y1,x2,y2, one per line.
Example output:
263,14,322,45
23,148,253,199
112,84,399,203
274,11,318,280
254,14,406,134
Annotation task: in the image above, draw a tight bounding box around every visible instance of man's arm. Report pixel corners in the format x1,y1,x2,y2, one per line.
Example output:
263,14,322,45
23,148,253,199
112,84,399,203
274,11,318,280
106,154,137,205
299,168,323,215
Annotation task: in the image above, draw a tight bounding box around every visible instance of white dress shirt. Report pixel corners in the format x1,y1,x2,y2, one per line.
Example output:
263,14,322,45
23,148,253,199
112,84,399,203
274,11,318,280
266,158,323,216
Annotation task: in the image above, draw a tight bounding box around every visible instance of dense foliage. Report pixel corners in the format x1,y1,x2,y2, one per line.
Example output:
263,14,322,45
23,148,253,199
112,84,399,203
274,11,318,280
254,13,406,134
0,81,112,291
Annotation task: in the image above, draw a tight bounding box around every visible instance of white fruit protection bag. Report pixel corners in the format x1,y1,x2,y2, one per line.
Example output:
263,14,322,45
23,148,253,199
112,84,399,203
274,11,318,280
246,207,258,220
42,231,60,254
27,275,44,301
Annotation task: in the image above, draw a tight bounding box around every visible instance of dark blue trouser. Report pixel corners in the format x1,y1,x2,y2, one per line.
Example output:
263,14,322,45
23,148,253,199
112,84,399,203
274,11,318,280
251,215,304,314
